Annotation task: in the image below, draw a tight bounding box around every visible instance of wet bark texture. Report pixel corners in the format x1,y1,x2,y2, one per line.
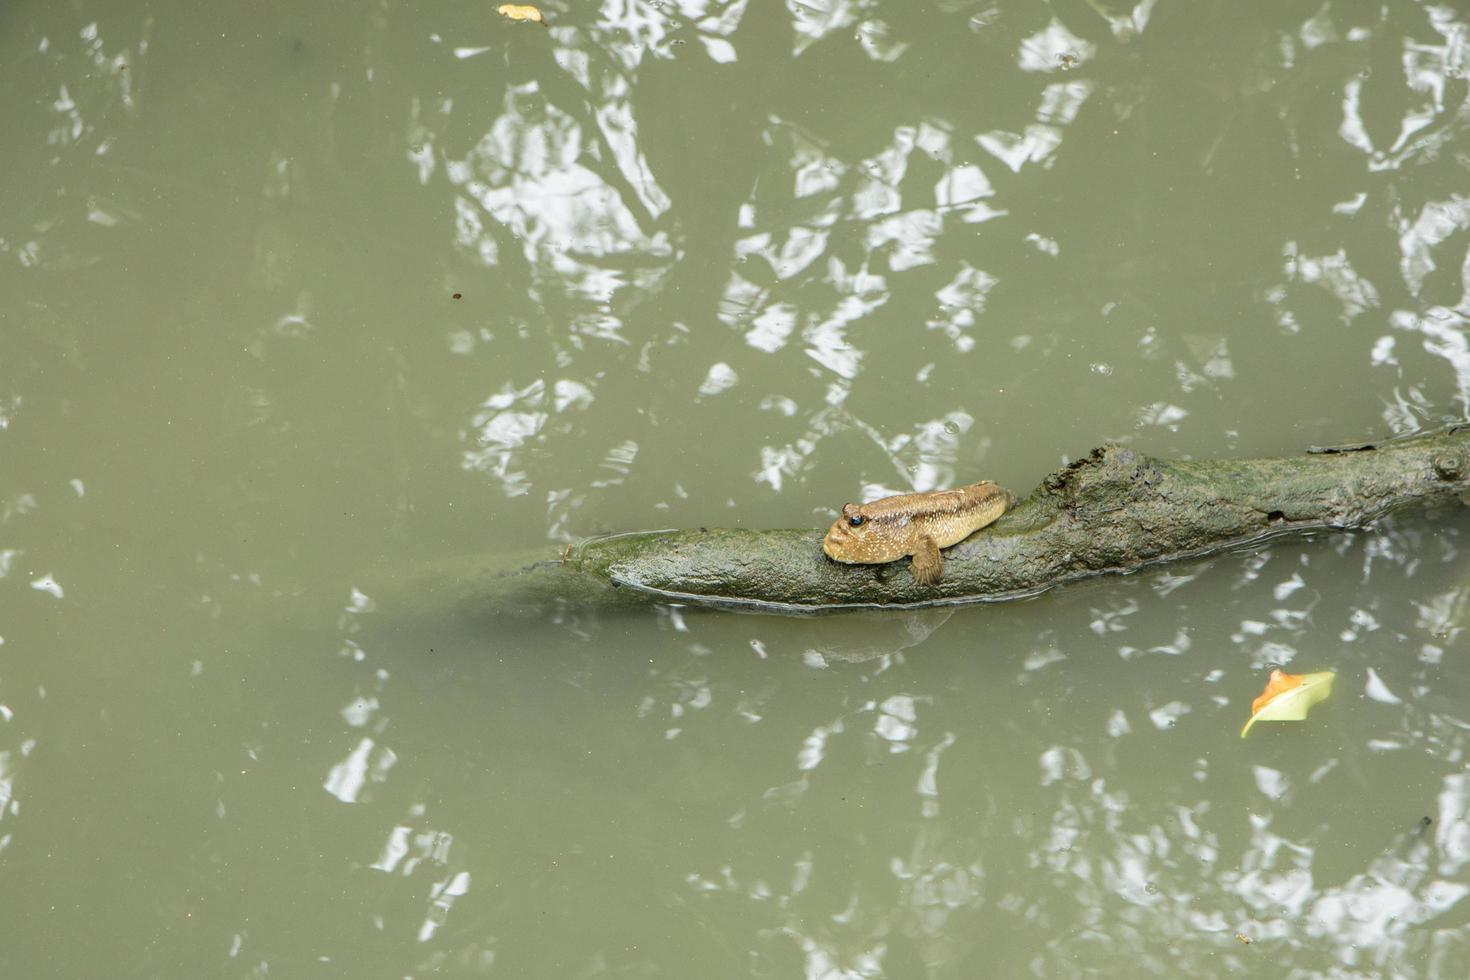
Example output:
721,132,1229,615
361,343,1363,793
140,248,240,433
390,428,1470,617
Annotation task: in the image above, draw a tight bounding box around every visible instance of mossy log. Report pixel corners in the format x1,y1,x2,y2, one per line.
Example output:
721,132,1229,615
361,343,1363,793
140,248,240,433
381,428,1470,618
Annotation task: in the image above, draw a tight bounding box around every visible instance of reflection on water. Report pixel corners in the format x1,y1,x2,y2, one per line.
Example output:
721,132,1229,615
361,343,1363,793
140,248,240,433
5,0,1470,976
321,520,1470,975
418,0,1470,544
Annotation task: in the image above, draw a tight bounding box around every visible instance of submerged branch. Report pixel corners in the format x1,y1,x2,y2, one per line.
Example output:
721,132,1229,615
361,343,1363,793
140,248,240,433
382,427,1470,617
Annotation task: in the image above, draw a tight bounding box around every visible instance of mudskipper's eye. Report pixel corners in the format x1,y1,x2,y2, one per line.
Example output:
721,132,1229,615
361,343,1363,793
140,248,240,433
848,515,864,527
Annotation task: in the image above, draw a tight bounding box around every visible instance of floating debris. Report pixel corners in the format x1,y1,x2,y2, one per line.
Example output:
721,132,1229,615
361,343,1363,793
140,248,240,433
1241,669,1335,738
497,4,546,25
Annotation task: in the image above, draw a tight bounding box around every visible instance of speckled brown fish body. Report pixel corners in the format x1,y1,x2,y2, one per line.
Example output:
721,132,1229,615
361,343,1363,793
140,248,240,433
822,481,1014,586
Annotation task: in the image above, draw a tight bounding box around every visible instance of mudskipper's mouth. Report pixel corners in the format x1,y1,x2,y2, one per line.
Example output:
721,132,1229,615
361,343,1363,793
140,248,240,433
822,530,855,562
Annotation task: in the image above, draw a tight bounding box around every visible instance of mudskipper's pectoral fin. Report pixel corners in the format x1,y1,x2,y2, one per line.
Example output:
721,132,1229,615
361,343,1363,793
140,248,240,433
910,536,943,586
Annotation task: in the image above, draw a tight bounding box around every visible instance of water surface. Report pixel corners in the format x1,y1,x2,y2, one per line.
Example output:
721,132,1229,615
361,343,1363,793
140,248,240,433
3,0,1470,976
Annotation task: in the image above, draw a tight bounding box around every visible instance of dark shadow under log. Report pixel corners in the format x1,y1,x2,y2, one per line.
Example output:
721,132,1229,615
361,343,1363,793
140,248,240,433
377,427,1470,618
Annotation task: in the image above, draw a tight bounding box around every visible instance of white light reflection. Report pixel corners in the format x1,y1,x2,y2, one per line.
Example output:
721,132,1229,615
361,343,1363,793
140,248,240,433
934,164,1000,224
1038,745,1091,786
976,124,1061,174
928,265,997,353
1392,308,1470,417
462,380,550,495
370,823,452,876
867,209,939,271
453,80,668,259
592,440,639,487
1273,574,1305,601
874,695,918,749
1174,338,1234,395
1018,21,1093,73
340,697,379,727
1224,779,1470,971
1092,0,1157,41
418,870,471,942
0,750,14,823
754,404,849,491
884,412,973,492
696,362,739,397
322,737,397,804
1397,195,1470,295
1147,701,1190,730
1335,10,1469,171
28,574,63,599
1151,568,1200,597
1089,600,1138,635
1364,668,1403,705
1136,402,1187,430
797,719,843,772
744,303,797,353
916,732,956,818
1413,587,1469,644
788,0,857,55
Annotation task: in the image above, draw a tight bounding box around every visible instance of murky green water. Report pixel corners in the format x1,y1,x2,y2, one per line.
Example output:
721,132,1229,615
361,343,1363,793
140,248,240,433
4,0,1470,975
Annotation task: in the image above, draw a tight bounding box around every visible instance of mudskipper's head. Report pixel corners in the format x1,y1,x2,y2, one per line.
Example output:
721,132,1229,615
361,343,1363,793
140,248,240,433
822,502,888,564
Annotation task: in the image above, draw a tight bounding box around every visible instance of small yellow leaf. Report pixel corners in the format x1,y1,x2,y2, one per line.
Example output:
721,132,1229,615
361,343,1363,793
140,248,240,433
497,4,545,23
1241,669,1335,737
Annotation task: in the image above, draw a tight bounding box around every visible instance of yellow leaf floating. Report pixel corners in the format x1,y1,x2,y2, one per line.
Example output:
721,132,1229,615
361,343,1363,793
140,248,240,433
1241,669,1335,738
497,4,545,24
